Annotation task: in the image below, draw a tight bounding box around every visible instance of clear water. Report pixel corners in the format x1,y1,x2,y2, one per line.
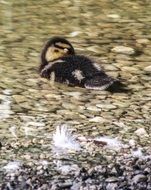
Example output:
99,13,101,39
0,0,151,163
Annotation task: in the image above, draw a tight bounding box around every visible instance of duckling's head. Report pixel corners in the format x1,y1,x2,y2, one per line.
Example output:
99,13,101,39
41,37,75,64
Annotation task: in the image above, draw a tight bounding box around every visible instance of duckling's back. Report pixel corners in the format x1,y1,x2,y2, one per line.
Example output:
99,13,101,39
41,55,128,92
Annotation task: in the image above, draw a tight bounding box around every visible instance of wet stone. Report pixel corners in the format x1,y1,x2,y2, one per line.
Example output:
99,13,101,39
62,102,78,110
132,174,147,184
134,128,149,137
89,117,107,123
106,177,119,183
136,39,150,44
13,95,28,103
106,183,118,190
104,64,118,71
96,104,117,110
144,65,151,73
111,46,135,55
87,45,102,53
106,71,119,78
86,105,102,112
121,66,140,73
107,14,120,19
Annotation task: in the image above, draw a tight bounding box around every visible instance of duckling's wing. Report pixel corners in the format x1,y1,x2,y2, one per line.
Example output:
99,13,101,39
85,73,114,90
85,73,128,92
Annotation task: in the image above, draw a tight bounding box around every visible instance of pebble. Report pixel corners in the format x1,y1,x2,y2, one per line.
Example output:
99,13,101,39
63,91,82,97
134,128,149,137
1,154,151,190
129,139,136,147
144,65,151,73
96,104,117,110
37,165,43,171
86,106,102,112
104,64,118,71
87,45,102,53
121,66,140,73
106,71,119,78
111,46,135,55
131,148,143,158
89,117,106,123
106,183,118,190
107,14,120,19
69,31,81,37
132,174,147,184
106,177,119,182
62,102,78,110
136,39,150,44
13,95,27,103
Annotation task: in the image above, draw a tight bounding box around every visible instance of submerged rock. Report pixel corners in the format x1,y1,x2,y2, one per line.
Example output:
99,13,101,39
144,65,151,73
132,174,147,184
136,39,150,44
111,46,135,55
134,128,149,137
89,116,106,123
3,161,22,173
107,14,120,19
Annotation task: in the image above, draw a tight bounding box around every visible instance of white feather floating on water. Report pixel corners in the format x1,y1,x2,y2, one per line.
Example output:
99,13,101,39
52,125,80,152
94,136,124,151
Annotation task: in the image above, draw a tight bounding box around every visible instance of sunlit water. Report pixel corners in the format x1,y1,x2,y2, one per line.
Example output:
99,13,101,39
0,0,151,171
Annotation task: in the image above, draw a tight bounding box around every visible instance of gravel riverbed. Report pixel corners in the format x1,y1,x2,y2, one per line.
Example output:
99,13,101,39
0,0,151,189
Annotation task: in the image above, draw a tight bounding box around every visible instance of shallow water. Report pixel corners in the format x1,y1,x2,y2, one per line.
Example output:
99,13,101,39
0,0,151,187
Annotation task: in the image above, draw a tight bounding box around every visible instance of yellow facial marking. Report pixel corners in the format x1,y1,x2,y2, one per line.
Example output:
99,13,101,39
45,47,66,62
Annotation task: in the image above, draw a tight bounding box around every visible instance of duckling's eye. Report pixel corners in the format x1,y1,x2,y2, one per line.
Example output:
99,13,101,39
54,49,59,53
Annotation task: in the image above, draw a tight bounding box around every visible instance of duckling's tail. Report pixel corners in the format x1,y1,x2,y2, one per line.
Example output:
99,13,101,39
106,80,130,93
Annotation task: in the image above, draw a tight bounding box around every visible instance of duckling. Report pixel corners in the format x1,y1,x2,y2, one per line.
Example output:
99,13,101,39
39,36,128,92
